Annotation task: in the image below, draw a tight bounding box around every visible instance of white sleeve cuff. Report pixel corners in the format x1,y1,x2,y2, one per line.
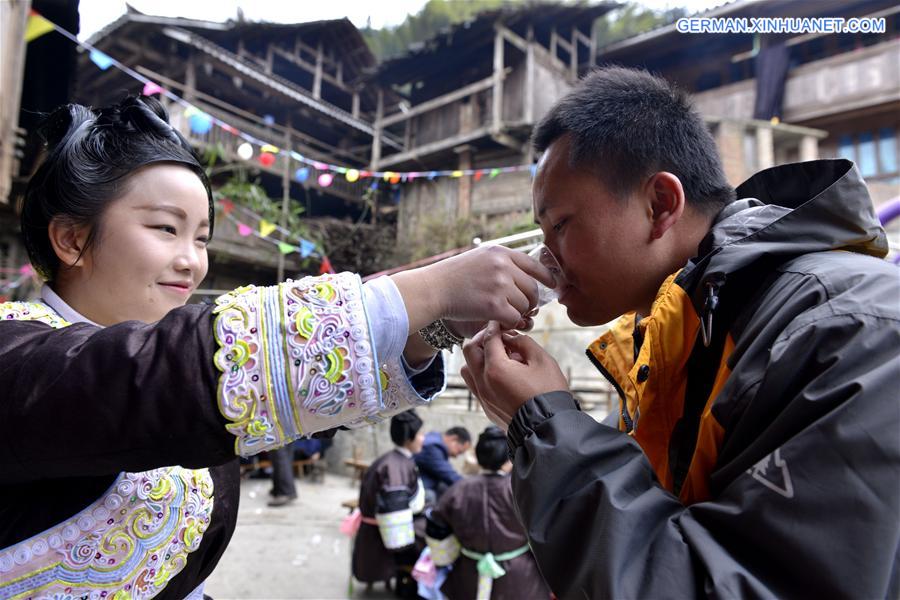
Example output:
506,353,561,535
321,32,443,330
363,276,410,365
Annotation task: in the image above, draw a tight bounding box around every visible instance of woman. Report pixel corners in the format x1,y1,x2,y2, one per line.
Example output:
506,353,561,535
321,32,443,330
0,96,552,599
426,427,551,599
351,411,427,598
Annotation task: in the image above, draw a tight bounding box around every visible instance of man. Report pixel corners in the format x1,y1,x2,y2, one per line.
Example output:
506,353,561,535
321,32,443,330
414,426,471,502
461,67,899,599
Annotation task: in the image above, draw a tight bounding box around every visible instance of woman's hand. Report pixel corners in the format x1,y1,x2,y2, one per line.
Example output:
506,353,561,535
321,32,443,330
392,246,555,334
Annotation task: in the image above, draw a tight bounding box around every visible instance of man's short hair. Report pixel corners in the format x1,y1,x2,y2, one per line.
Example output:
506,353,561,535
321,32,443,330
533,66,735,213
445,426,472,445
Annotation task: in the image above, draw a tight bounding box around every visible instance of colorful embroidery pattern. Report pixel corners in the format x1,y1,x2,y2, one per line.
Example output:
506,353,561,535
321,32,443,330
213,274,384,454
0,468,214,600
0,302,69,328
0,302,215,600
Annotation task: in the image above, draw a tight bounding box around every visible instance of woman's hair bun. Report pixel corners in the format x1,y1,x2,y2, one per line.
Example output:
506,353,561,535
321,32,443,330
37,103,95,153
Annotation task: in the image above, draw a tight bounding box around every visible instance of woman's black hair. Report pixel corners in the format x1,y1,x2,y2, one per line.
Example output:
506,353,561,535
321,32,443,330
20,95,214,281
475,426,508,471
390,410,424,447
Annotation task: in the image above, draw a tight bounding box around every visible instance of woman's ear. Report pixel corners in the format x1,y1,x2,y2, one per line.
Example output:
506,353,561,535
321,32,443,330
646,172,685,241
47,217,91,270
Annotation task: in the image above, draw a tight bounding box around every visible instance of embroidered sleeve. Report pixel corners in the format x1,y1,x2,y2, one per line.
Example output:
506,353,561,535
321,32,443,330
213,273,445,456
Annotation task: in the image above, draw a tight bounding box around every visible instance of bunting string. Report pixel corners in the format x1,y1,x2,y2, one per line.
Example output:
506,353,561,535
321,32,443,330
25,11,539,187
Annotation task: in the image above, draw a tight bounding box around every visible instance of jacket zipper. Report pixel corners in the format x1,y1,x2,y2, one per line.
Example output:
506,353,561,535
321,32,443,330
585,348,633,433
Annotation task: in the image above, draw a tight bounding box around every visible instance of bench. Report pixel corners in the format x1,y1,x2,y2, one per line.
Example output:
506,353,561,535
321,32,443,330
343,458,370,484
239,456,325,482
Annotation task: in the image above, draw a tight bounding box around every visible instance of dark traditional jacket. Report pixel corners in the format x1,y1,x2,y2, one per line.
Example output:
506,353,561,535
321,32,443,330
352,449,426,583
430,473,550,600
507,160,900,599
0,274,444,599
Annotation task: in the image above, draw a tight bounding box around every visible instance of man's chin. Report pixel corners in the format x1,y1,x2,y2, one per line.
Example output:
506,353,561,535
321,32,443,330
563,302,612,328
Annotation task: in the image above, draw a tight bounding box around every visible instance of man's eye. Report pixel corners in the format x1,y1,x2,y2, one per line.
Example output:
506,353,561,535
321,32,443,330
552,218,567,232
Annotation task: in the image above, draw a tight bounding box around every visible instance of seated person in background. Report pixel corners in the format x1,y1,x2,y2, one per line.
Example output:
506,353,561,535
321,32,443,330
426,427,551,600
414,426,471,503
352,411,427,599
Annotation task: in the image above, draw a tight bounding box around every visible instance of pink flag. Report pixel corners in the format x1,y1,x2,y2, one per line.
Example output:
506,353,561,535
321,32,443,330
142,81,164,96
237,223,253,237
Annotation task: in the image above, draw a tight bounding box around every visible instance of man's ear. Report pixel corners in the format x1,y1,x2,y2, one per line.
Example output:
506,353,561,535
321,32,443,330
47,217,91,270
645,172,685,240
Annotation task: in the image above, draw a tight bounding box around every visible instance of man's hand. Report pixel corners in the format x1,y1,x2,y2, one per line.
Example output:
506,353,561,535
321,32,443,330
460,321,569,431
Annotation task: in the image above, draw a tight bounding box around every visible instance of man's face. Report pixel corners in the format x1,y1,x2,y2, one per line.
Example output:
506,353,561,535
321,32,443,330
532,135,656,326
445,436,470,458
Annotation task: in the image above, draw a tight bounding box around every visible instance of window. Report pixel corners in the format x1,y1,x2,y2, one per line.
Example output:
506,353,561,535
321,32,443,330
834,128,900,181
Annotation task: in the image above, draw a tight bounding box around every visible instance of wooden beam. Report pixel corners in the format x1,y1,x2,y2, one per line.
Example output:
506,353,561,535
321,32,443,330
492,30,504,132
525,25,535,123
376,127,491,169
185,53,197,101
270,46,351,93
265,44,274,74
574,30,592,48
370,89,383,169
491,131,525,153
496,24,527,53
313,43,323,99
380,71,506,127
570,28,578,79
277,124,291,282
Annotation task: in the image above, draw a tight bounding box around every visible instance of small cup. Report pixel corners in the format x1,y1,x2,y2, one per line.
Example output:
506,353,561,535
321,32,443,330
528,244,563,307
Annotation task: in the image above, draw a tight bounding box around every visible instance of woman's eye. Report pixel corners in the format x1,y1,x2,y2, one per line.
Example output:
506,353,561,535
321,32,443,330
154,225,177,235
196,236,210,246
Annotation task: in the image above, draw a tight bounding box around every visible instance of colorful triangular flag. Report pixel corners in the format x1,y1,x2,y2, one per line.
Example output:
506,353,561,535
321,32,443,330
259,220,277,237
319,256,334,275
237,222,253,237
89,49,115,70
142,81,164,96
25,11,55,42
299,239,316,258
219,198,235,215
277,242,296,255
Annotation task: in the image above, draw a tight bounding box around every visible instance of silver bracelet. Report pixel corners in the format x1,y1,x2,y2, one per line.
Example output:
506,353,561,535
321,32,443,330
418,319,464,351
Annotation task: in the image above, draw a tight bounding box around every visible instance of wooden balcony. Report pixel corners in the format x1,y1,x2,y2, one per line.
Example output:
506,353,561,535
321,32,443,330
692,38,900,124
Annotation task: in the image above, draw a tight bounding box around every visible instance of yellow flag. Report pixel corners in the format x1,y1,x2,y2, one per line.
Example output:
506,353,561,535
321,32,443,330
25,11,55,42
259,220,277,237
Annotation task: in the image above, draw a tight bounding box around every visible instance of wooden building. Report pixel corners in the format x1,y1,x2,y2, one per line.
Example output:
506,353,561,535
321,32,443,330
75,7,392,291
597,0,900,204
367,2,619,253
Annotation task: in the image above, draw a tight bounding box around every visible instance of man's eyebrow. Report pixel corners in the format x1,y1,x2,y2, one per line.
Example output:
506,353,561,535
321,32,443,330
136,204,209,227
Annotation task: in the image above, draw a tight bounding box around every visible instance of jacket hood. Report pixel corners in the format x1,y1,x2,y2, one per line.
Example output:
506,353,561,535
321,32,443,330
680,159,888,301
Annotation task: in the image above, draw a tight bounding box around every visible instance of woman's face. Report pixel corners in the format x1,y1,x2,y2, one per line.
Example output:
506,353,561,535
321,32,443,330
406,430,425,454
61,164,210,325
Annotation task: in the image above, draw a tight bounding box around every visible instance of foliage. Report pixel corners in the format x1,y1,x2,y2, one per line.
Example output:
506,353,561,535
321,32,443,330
593,4,687,49
404,213,482,262
361,0,510,60
362,1,688,61
306,218,402,276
